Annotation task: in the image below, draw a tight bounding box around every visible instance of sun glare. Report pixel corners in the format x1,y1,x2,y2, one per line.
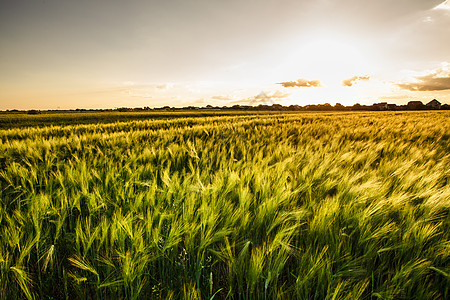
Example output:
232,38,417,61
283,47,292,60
277,33,373,87
273,33,376,105
434,0,450,10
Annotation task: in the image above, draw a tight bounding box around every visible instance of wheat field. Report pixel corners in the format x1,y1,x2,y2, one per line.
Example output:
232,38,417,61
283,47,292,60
0,111,449,299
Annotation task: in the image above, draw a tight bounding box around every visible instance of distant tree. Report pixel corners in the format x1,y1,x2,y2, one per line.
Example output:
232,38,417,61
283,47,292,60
271,104,283,110
351,103,363,111
322,103,332,110
334,103,345,111
27,109,40,115
304,105,317,110
288,105,301,111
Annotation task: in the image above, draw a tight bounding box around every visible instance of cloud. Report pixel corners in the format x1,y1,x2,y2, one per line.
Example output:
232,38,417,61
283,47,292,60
342,75,370,87
211,95,233,101
270,90,290,99
235,90,291,105
156,83,174,91
249,92,274,105
277,78,322,88
124,88,153,99
191,98,207,105
397,75,450,91
397,65,450,91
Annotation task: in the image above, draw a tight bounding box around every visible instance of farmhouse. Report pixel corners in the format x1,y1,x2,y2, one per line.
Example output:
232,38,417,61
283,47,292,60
373,102,388,110
426,99,441,109
407,101,424,109
387,104,397,110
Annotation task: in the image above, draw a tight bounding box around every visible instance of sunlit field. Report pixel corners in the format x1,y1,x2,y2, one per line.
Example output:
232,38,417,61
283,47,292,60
0,111,449,299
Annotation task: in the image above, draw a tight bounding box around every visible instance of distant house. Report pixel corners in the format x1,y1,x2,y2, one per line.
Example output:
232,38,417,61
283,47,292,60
373,102,388,110
407,101,424,109
426,99,441,109
387,104,397,110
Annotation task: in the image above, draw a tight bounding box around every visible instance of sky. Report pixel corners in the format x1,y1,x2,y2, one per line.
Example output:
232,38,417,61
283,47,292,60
1,0,450,110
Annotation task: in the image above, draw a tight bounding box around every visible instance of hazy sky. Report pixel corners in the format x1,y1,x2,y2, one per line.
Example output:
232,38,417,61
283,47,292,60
1,0,450,109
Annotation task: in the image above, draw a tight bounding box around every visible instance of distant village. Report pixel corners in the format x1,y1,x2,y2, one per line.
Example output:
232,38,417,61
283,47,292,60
115,99,448,112
3,99,449,114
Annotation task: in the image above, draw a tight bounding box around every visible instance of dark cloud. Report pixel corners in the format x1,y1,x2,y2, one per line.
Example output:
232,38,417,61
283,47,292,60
342,75,370,87
397,72,450,91
277,78,322,88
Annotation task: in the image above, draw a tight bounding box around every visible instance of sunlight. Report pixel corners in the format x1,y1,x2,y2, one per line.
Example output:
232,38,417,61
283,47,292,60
300,37,370,83
434,0,450,10
277,33,373,88
273,33,376,105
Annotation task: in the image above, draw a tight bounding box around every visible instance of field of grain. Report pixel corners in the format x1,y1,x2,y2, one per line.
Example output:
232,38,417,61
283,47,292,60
0,111,449,299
